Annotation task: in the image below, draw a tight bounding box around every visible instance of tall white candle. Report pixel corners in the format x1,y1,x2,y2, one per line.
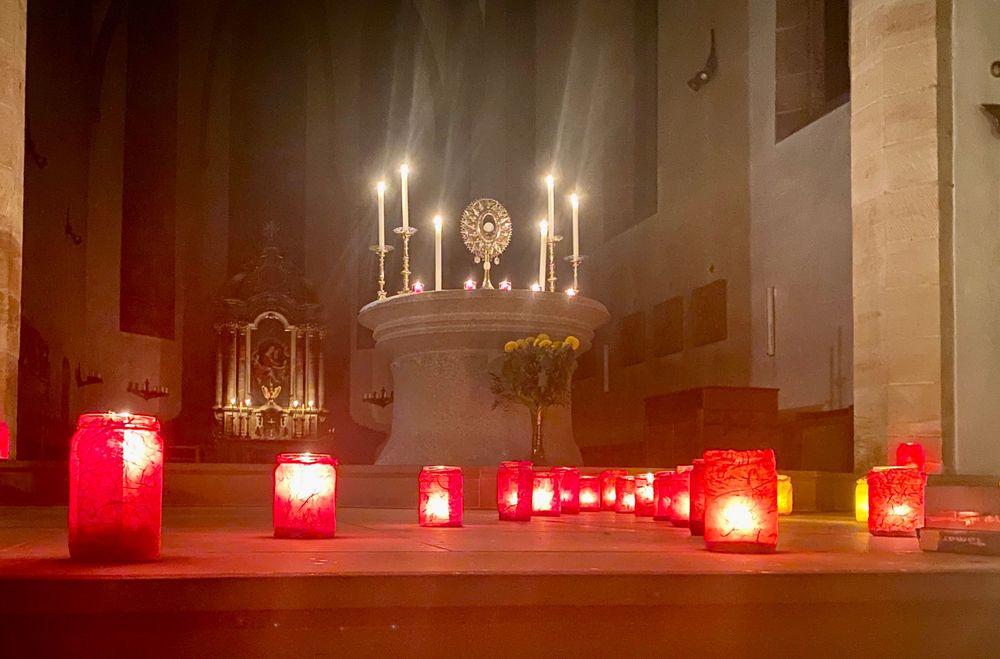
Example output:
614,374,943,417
570,192,579,259
545,174,555,240
400,163,410,230
538,220,548,289
433,214,443,291
376,181,386,249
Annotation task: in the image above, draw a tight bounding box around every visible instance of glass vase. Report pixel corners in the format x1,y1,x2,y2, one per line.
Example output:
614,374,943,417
530,406,546,463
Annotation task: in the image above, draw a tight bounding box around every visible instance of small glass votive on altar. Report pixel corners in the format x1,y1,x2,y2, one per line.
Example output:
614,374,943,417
634,472,656,517
614,475,636,513
532,470,562,516
855,477,869,522
273,453,338,539
867,466,926,537
499,280,512,291
553,466,580,514
418,466,463,527
412,281,425,294
703,449,778,553
600,469,628,510
565,288,578,297
464,279,477,291
530,283,543,292
895,441,926,472
497,460,533,521
667,464,694,527
777,474,793,515
653,470,676,521
69,413,164,561
578,475,601,511
689,459,707,536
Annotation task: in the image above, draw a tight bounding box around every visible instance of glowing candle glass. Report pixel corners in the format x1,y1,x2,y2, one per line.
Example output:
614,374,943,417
667,465,694,527
553,466,580,514
777,474,793,515
895,441,926,472
703,449,778,553
497,460,533,521
689,459,707,536
634,472,656,517
499,280,512,291
418,466,463,527
653,470,676,521
69,413,164,561
600,469,628,510
855,477,869,522
578,475,601,511
867,466,926,537
614,475,636,513
532,470,562,516
412,281,425,294
464,279,476,291
273,453,337,538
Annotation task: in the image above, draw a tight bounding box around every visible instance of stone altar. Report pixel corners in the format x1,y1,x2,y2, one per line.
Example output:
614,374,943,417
358,290,609,465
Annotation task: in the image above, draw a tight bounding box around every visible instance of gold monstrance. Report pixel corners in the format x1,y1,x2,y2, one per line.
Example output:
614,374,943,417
460,198,513,289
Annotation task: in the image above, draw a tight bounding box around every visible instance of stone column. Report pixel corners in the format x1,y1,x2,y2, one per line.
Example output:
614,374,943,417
850,0,952,472
227,325,238,404
243,325,252,403
288,325,297,403
0,0,25,457
236,326,246,404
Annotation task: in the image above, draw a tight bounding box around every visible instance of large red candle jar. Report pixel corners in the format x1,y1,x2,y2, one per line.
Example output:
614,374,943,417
553,467,580,514
419,466,463,527
634,472,656,517
614,475,636,513
703,449,778,553
667,465,694,527
273,453,338,538
895,442,926,472
532,470,562,516
600,469,628,510
653,470,676,521
68,413,164,561
578,475,601,511
497,461,533,521
689,459,707,536
867,466,926,537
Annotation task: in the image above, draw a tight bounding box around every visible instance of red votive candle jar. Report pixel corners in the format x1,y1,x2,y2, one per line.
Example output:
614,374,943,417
703,449,778,553
69,413,164,561
689,459,707,536
532,470,562,516
614,475,636,513
578,475,602,511
272,453,337,538
895,441,926,472
634,472,656,517
497,461,533,521
867,466,926,537
653,470,676,521
419,466,463,527
600,469,628,510
553,466,580,514
667,465,694,527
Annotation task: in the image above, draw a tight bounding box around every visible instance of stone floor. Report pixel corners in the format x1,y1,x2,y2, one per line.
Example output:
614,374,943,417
1,507,999,657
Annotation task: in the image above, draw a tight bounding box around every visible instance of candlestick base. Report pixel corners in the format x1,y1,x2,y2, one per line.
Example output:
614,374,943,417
547,234,563,293
369,245,395,301
563,254,586,293
393,227,418,295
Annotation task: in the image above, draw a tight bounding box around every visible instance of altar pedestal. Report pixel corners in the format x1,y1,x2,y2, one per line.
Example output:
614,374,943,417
358,290,609,465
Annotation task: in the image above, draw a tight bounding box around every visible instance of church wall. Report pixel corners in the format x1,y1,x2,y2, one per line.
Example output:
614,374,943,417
747,0,854,413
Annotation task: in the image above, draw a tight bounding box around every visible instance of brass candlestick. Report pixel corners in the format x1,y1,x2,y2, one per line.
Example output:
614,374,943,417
394,226,418,294
564,254,585,293
369,244,394,300
547,234,562,292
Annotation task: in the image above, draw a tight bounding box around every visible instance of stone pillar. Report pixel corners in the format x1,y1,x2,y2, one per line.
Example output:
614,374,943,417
850,0,952,472
227,325,237,404
288,326,297,403
243,325,252,403
236,326,246,404
0,0,25,458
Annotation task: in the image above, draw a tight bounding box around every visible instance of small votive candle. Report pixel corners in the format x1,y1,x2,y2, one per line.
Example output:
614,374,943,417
418,466,463,527
530,283,543,292
532,470,562,516
689,459,707,536
553,466,580,514
703,449,779,553
653,470,676,521
273,453,338,539
412,281,425,294
578,475,601,511
499,280,512,291
855,477,869,522
497,460,533,521
464,279,477,291
777,474,793,515
667,465,694,527
895,441,926,472
565,288,578,297
634,472,656,517
600,469,628,510
867,466,926,537
614,475,636,513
